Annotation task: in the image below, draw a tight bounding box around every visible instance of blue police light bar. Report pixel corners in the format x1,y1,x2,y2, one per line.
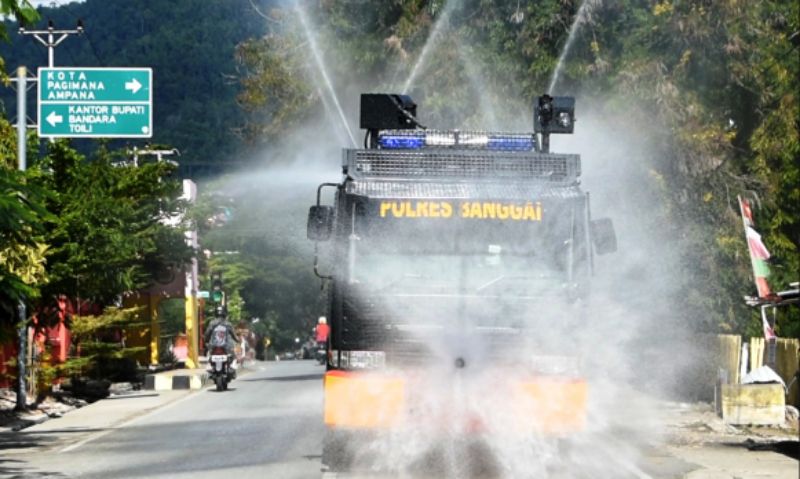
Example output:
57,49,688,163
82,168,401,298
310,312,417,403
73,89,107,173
378,134,425,149
487,136,534,151
377,130,536,151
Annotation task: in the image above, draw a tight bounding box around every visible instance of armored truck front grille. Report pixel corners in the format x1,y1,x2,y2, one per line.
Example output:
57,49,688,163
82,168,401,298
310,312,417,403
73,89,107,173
344,149,580,184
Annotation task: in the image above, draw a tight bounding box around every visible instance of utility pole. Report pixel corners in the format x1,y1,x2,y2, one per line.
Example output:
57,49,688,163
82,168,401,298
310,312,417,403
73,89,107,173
18,19,83,68
14,66,28,411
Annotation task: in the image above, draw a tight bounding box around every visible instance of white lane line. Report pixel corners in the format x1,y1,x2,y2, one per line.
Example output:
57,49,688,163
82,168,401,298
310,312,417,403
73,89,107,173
59,390,200,453
595,441,655,479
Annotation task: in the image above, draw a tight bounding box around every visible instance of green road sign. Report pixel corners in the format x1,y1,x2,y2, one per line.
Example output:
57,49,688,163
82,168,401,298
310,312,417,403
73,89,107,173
38,67,152,138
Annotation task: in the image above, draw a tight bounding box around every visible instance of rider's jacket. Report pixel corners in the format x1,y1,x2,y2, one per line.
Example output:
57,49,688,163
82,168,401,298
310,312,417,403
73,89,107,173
205,319,238,355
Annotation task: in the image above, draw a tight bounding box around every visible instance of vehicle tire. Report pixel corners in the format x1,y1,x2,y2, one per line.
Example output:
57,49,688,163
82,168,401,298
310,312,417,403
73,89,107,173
215,375,224,392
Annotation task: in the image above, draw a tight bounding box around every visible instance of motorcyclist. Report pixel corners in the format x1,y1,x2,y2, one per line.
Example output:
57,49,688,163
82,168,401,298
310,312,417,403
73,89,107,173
204,305,241,377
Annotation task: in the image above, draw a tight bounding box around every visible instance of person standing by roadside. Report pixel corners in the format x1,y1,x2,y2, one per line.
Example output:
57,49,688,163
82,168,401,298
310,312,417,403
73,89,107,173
315,316,330,364
315,316,329,345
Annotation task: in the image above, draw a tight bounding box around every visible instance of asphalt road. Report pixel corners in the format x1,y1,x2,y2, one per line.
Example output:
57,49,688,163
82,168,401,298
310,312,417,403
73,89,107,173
14,361,325,479
4,361,797,479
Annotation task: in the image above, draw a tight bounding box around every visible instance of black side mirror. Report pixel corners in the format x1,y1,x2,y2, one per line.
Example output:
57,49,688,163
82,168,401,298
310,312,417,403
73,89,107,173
307,206,334,241
591,218,617,255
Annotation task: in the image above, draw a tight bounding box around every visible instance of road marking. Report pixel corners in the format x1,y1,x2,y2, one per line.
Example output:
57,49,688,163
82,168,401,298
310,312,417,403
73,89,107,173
58,364,267,453
59,390,200,453
596,441,654,479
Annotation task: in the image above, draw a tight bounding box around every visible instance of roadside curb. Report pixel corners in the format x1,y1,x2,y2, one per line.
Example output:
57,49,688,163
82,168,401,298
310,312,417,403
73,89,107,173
142,363,256,391
144,369,208,390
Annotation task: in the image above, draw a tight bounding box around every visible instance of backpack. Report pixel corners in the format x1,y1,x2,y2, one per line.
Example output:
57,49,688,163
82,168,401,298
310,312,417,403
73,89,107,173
210,323,228,348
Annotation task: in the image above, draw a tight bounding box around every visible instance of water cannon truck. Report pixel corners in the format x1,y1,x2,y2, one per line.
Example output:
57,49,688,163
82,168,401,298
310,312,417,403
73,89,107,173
307,93,617,473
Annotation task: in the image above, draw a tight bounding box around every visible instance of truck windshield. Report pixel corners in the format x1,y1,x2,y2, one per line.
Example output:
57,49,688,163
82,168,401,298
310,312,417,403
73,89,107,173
351,198,580,296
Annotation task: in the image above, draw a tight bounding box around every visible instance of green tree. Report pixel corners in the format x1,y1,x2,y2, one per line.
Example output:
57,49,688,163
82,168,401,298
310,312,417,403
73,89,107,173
33,141,192,309
0,1,44,336
235,31,315,145
0,167,50,332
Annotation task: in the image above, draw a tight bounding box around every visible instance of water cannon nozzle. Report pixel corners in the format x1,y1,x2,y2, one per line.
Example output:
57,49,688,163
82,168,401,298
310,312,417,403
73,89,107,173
534,94,575,135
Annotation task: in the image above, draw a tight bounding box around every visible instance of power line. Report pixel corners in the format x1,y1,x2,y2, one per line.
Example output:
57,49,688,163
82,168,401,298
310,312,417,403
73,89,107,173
62,3,105,66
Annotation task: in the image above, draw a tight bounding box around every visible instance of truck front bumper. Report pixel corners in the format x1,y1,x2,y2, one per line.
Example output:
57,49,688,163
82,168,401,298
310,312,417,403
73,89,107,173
323,369,588,435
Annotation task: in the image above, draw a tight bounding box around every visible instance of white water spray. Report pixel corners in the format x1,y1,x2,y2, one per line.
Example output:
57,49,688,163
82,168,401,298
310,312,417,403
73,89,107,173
457,43,499,130
402,0,457,94
295,2,357,147
547,0,593,95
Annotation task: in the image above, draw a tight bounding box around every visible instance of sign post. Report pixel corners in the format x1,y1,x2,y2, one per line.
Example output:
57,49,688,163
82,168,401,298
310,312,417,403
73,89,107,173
38,67,152,138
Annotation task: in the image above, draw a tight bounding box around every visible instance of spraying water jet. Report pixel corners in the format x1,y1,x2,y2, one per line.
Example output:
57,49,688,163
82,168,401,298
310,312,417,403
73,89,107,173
294,1,357,147
402,0,458,94
547,0,594,95
457,41,499,130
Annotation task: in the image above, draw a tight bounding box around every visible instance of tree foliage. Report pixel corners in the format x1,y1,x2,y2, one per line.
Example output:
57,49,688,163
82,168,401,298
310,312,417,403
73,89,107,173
41,306,147,384
235,30,315,144
0,1,45,331
0,166,50,322
31,141,193,309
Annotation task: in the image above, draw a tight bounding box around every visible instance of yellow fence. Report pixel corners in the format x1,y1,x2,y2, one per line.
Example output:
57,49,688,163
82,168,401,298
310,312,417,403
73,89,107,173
717,334,800,406
717,334,742,386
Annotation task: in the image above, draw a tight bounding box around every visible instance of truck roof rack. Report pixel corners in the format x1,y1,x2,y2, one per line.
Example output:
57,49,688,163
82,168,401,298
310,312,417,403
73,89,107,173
343,148,581,185
345,180,584,200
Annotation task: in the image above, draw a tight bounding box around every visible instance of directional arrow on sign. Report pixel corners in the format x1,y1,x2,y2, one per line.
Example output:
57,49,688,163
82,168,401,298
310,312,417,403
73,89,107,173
46,110,63,127
125,78,142,94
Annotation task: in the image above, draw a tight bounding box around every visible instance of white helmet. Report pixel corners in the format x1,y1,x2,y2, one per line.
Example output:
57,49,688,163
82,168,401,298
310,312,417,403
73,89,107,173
318,316,327,325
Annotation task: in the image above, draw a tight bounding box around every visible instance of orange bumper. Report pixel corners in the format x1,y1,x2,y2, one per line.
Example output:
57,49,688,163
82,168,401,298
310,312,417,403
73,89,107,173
323,370,587,435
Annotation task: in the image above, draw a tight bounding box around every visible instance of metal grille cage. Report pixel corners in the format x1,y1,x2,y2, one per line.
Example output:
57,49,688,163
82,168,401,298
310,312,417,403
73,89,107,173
346,180,583,200
344,149,581,184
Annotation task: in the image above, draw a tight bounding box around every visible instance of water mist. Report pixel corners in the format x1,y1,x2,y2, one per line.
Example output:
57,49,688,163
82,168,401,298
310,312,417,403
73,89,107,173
224,2,693,476
402,0,458,94
295,1,357,147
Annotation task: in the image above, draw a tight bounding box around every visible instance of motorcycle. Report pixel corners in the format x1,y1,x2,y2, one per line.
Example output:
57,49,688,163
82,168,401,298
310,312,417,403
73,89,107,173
208,346,234,391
